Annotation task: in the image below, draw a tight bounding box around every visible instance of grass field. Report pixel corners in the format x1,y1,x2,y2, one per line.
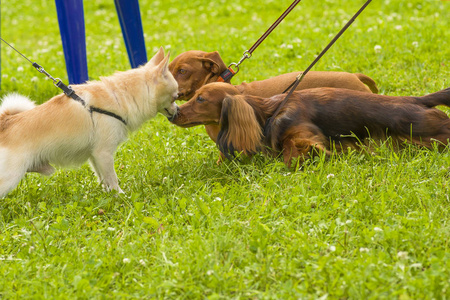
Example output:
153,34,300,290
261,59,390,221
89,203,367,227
1,0,449,298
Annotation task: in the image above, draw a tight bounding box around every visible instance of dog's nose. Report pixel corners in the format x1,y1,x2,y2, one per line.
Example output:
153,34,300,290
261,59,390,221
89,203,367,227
167,106,179,122
176,92,185,100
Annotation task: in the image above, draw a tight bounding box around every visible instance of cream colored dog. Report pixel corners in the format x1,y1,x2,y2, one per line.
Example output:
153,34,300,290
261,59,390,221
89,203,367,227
0,48,179,197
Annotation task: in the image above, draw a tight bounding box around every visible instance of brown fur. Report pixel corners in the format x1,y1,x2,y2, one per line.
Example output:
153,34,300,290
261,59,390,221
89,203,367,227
170,83,450,167
169,50,380,162
169,50,379,101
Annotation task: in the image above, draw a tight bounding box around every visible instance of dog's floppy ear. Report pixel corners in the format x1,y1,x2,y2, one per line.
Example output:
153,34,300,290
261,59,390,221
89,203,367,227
217,95,263,160
147,47,165,67
201,51,227,75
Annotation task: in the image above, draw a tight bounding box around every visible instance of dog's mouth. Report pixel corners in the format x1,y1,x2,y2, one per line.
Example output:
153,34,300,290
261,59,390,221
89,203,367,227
172,120,219,128
165,108,178,122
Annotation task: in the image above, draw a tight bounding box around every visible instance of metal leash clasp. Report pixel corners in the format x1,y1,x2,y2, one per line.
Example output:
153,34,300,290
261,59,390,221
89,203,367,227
32,62,61,87
228,50,252,75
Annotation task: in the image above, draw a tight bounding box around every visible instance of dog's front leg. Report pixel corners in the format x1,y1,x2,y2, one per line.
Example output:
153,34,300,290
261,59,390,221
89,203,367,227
89,152,123,194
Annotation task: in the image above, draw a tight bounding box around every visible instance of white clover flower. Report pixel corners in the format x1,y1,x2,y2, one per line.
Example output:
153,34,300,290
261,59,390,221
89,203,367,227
327,173,335,179
329,245,336,252
107,227,115,232
31,76,38,82
374,45,382,53
139,259,146,266
123,258,131,264
207,270,214,276
395,25,402,30
374,227,383,232
412,41,419,47
17,66,24,72
397,251,408,260
360,247,370,253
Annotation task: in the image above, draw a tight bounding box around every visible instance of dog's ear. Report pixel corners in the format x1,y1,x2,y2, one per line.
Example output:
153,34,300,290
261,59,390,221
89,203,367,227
217,95,262,160
155,52,171,75
147,47,165,67
201,51,227,75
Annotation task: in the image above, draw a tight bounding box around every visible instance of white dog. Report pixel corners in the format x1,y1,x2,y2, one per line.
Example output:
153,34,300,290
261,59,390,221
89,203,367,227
0,48,178,197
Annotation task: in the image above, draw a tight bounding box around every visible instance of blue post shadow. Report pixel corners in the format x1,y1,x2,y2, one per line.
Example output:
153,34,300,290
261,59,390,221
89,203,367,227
114,0,147,68
55,0,89,84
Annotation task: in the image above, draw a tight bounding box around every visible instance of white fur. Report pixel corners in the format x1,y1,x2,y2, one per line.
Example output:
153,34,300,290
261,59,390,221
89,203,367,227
0,93,36,115
0,48,178,198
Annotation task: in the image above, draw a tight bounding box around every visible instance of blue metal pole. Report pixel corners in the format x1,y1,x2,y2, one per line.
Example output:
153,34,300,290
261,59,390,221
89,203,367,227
55,0,89,84
114,0,147,68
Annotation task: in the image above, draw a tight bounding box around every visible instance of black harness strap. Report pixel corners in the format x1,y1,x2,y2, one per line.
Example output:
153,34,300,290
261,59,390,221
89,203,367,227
0,37,127,126
56,80,86,106
56,81,127,126
89,106,127,125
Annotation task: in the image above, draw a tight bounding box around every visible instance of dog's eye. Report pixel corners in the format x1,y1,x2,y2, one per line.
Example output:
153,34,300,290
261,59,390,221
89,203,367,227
196,96,205,103
178,69,187,75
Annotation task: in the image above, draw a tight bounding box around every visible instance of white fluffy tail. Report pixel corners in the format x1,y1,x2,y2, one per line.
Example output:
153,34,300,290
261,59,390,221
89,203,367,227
0,93,36,115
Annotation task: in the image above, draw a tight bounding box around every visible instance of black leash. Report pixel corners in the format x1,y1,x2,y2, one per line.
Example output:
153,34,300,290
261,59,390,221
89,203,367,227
218,0,302,82
0,37,127,125
264,0,372,145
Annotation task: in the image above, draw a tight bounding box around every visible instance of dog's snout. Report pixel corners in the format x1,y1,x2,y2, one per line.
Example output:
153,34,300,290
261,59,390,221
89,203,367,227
176,92,186,100
167,106,179,122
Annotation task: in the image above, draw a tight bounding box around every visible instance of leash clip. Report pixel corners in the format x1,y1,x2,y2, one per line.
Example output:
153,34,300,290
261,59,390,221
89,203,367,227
32,62,61,86
228,50,252,73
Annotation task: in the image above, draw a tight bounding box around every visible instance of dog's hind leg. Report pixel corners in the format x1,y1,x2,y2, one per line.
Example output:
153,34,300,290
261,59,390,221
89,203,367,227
282,124,331,168
89,151,123,194
0,171,27,198
0,149,28,197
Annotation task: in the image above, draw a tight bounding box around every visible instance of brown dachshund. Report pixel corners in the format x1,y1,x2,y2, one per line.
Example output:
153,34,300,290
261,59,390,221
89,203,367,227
170,83,450,167
169,50,380,161
168,50,379,100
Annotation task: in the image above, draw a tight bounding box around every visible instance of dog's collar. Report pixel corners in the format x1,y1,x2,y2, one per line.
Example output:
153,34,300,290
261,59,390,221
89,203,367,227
56,81,127,126
217,67,236,83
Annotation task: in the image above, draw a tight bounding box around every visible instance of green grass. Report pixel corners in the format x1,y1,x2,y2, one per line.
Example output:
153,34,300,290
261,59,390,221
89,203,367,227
1,0,450,298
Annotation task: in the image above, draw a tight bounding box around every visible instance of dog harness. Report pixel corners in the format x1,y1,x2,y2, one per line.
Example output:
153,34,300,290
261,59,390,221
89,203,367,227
0,38,127,126
56,81,127,126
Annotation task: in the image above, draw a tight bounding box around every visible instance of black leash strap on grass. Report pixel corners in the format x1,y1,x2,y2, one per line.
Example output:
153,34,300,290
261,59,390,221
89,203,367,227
264,0,372,144
222,0,302,80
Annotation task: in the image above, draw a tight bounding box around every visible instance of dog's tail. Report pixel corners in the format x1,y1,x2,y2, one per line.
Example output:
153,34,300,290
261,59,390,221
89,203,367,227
355,73,379,94
0,93,36,115
415,87,450,108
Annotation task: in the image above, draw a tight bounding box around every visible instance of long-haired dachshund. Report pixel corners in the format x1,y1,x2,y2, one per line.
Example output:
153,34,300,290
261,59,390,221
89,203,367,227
170,83,450,167
169,50,380,163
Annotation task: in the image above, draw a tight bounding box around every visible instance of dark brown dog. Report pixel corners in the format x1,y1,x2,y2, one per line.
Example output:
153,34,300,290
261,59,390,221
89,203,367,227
170,83,450,167
168,50,379,100
169,50,380,160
